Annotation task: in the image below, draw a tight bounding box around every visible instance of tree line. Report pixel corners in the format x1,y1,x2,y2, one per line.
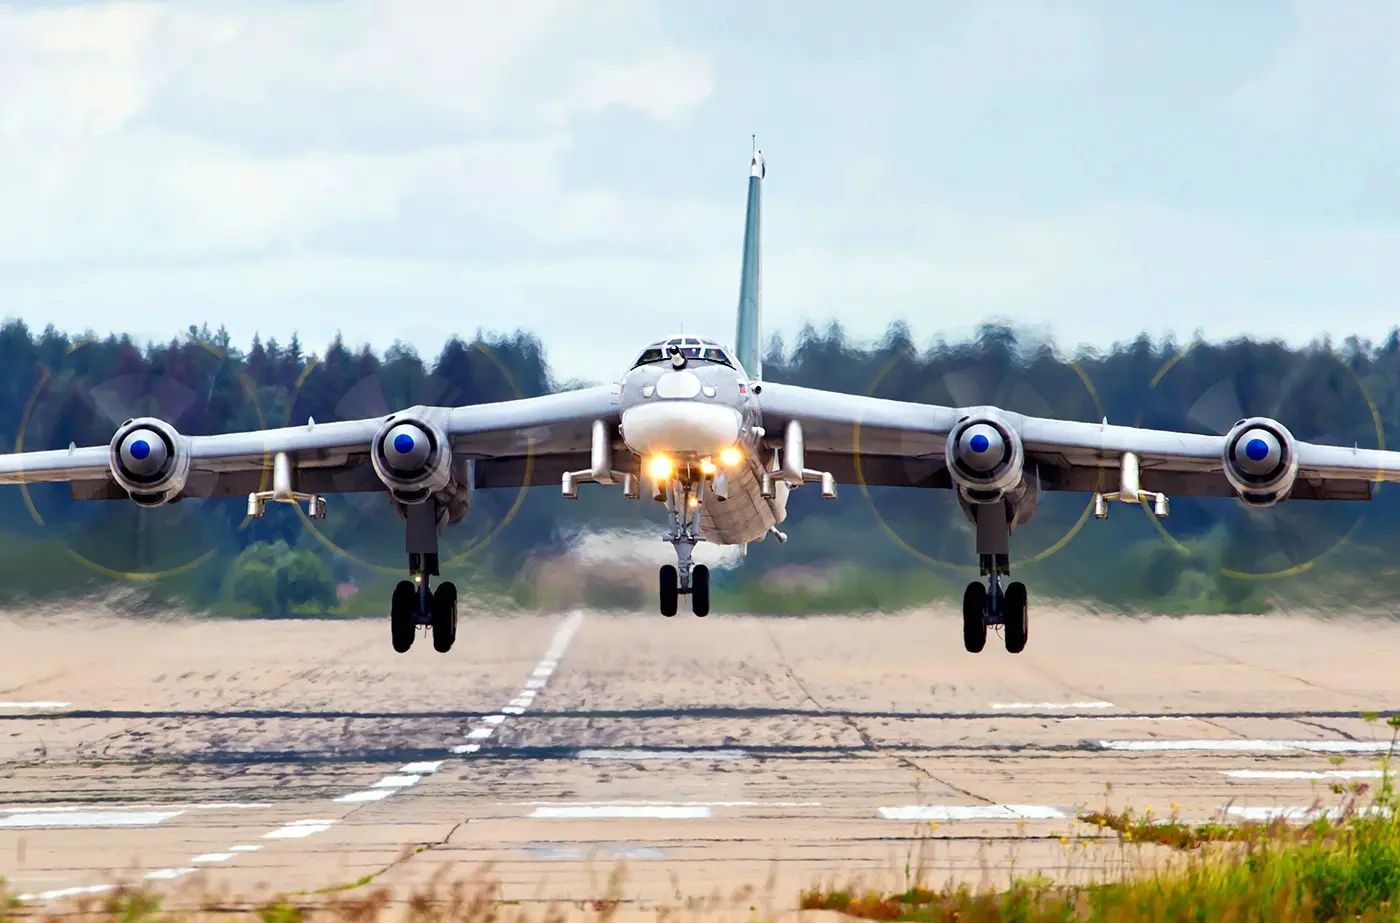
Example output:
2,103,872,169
1,319,1397,615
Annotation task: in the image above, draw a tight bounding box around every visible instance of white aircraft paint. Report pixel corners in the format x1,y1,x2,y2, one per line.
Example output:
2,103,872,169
190,853,234,864
372,774,421,788
0,701,71,709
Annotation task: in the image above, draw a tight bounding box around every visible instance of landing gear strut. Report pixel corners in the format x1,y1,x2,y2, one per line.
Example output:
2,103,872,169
961,501,1029,654
390,501,458,654
658,475,710,617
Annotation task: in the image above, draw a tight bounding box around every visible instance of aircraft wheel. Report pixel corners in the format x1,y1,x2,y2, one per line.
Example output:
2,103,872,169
962,581,987,654
431,581,458,654
391,580,417,653
659,565,679,617
1004,582,1029,654
692,565,710,617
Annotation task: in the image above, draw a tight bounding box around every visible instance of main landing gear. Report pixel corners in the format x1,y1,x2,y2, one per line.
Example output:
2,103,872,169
390,501,458,654
657,474,710,618
961,501,1029,654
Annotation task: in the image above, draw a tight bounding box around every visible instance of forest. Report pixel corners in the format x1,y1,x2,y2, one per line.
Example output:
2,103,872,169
1,319,1398,617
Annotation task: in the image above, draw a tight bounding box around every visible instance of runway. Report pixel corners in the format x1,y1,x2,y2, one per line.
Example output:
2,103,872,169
2,604,1398,915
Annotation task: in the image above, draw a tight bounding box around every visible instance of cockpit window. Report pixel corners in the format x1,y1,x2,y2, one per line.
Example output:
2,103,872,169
631,340,736,369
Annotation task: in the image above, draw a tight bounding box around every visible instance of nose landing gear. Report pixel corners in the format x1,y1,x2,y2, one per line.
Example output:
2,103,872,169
658,476,711,617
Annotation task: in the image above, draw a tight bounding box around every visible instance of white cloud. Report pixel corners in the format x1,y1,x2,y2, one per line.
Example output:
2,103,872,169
0,0,715,265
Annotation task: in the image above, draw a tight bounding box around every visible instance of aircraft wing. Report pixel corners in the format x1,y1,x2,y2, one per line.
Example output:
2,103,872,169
0,385,621,499
756,381,1400,501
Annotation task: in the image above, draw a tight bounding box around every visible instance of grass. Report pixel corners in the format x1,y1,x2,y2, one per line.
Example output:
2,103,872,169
799,801,1400,920
802,719,1400,922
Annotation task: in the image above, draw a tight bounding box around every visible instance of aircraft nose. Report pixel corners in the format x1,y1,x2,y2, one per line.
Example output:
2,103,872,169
621,400,741,457
654,370,702,399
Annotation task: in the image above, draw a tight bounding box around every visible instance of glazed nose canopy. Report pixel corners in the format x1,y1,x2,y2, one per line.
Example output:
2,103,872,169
118,428,170,481
956,423,1006,472
1232,428,1283,476
383,423,432,472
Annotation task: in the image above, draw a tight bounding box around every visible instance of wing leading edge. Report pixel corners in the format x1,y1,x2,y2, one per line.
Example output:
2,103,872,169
0,385,621,496
755,381,1400,500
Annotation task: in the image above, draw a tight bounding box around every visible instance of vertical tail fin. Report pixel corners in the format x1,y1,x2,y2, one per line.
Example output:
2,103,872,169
735,149,764,379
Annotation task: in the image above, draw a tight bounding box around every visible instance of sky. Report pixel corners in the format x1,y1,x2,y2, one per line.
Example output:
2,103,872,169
3,1,1399,383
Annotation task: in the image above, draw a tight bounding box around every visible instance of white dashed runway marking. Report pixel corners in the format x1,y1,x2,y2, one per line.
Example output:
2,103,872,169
25,885,116,901
1224,769,1385,780
333,790,394,804
398,760,444,774
0,810,182,829
1225,806,1365,822
1099,739,1395,753
530,805,712,819
879,804,1067,821
13,610,588,906
263,819,337,839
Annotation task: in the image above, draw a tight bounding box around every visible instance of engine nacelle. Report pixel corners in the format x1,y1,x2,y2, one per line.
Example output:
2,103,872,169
1222,417,1298,506
108,417,190,507
371,415,451,504
946,412,1025,503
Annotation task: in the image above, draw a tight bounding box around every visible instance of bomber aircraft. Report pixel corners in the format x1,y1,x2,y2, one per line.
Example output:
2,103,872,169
3,151,1400,656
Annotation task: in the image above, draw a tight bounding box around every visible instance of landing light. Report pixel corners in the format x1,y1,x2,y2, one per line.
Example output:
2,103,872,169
699,458,717,476
647,455,673,481
719,446,743,467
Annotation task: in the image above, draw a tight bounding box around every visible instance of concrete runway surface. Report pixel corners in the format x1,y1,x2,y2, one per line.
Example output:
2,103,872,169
2,606,1398,916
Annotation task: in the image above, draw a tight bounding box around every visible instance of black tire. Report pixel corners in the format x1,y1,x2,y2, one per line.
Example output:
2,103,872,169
659,565,679,617
1004,581,1029,654
691,565,710,617
431,581,458,654
962,581,987,654
391,580,417,653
